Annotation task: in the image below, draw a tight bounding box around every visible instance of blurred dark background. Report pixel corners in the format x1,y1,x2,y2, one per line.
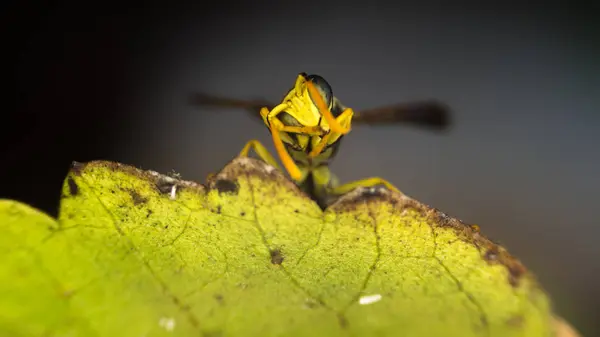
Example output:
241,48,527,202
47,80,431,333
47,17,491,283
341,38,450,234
4,1,599,335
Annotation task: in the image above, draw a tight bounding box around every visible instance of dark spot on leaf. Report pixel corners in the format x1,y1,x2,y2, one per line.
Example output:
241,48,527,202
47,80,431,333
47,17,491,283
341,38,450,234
70,161,84,176
216,205,222,214
270,248,284,265
356,187,387,202
214,294,224,305
508,262,525,287
331,186,399,212
337,314,349,329
62,289,75,298
303,299,319,309
214,179,239,195
164,225,169,229
202,330,223,337
146,209,153,218
506,315,524,327
294,209,299,213
484,247,499,262
67,177,79,196
156,179,175,194
128,189,147,206
240,211,245,217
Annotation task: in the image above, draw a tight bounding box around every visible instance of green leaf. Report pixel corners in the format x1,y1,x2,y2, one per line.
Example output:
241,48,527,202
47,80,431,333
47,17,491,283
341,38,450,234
0,157,560,336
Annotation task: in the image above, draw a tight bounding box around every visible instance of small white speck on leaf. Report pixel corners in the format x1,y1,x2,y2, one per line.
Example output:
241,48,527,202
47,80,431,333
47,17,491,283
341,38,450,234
159,317,176,331
359,294,382,305
169,185,177,200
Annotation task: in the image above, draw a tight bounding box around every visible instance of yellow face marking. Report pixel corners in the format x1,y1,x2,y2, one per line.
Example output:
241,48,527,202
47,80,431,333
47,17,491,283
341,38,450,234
279,75,322,127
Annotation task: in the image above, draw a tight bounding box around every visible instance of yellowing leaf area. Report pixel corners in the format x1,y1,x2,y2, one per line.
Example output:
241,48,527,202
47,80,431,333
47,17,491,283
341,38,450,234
0,157,578,337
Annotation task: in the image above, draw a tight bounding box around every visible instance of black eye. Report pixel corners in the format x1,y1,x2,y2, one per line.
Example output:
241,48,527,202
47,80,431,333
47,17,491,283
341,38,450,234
306,74,333,108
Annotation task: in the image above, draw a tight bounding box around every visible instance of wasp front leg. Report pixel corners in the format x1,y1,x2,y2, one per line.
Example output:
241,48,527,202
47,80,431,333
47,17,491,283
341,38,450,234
310,107,354,157
328,176,402,195
238,139,282,171
259,106,324,182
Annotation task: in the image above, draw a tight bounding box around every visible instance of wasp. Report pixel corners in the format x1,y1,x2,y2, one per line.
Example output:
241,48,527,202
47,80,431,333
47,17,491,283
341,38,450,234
191,73,451,208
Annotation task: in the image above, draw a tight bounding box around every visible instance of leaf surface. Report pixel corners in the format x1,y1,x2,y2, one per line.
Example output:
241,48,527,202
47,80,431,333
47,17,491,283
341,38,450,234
0,158,561,336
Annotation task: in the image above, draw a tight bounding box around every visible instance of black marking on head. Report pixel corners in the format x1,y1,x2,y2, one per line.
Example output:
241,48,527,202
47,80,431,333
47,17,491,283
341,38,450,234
330,98,345,118
270,248,284,265
306,74,333,108
67,177,79,196
213,179,239,195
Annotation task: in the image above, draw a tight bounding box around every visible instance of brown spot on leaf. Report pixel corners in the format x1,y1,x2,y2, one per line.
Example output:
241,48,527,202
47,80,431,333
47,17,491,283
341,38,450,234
330,187,392,212
214,294,224,305
270,248,284,265
67,177,79,196
155,179,175,194
213,179,239,195
506,315,524,327
484,246,499,262
337,314,349,329
508,262,526,287
128,189,147,206
216,157,311,201
61,289,75,299
202,330,223,337
303,299,319,309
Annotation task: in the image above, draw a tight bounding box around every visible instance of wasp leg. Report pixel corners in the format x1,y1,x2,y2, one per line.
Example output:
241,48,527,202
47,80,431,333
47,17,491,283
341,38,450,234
278,125,323,134
239,139,282,171
310,107,354,157
259,106,307,182
328,177,402,195
306,81,352,134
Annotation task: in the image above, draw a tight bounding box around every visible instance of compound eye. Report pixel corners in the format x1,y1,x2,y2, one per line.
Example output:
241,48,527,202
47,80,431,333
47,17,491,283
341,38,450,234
306,74,333,108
